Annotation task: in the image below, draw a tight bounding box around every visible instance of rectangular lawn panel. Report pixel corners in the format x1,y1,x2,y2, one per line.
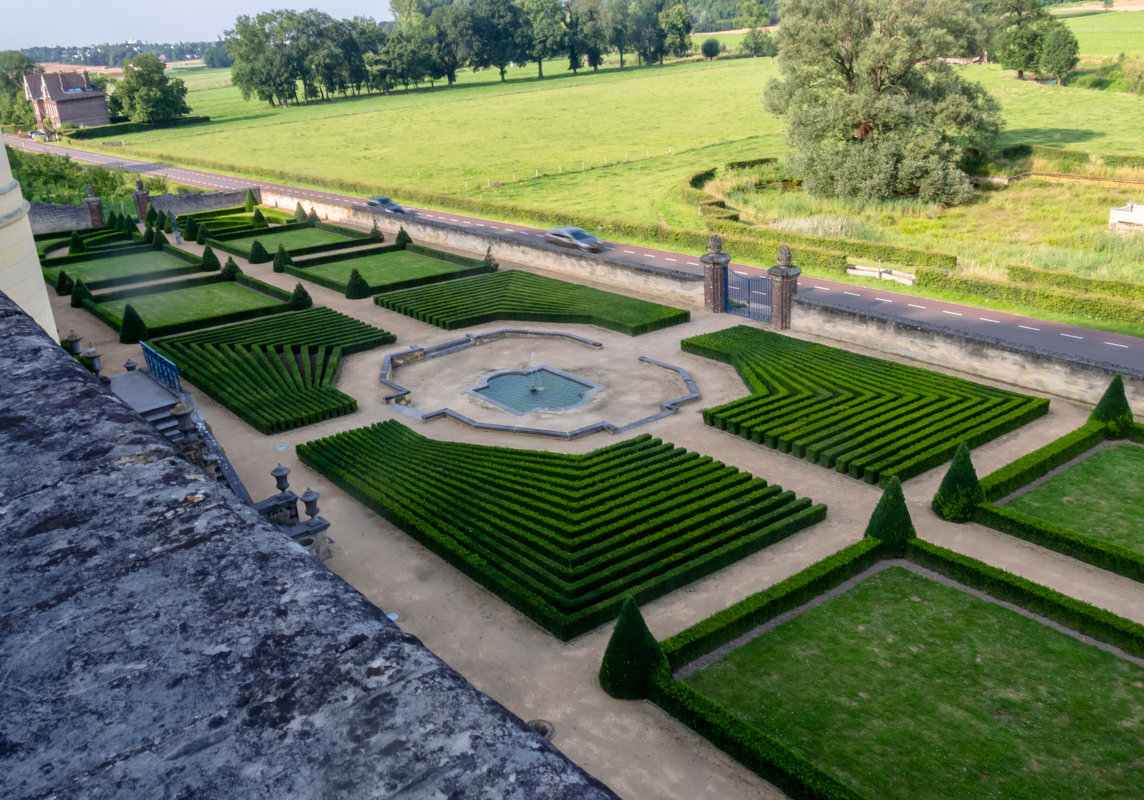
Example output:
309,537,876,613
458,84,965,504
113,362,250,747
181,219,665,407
300,248,490,293
297,421,826,639
56,250,196,287
152,307,395,433
374,270,690,335
1002,444,1144,556
683,566,1144,800
99,282,284,330
683,325,1049,484
220,226,358,250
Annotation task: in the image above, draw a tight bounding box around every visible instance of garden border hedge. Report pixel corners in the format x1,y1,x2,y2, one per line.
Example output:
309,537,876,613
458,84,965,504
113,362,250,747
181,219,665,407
287,242,495,295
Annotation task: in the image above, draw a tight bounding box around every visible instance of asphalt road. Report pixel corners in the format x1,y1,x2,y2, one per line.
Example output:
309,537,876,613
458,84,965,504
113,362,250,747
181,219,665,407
7,135,1143,374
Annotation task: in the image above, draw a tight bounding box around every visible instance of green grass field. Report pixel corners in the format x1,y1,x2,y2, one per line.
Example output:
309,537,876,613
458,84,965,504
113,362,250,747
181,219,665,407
1059,9,1144,58
1004,444,1144,554
59,250,192,284
99,282,284,328
684,566,1144,800
220,226,358,250
301,249,485,289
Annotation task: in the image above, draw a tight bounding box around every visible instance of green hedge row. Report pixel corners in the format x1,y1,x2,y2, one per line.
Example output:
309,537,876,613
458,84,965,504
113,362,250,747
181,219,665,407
375,269,690,336
40,241,151,269
62,116,211,139
914,267,1144,325
1006,265,1144,303
978,420,1106,501
297,421,825,640
289,243,495,295
151,307,394,434
1029,144,1144,170
683,325,1048,485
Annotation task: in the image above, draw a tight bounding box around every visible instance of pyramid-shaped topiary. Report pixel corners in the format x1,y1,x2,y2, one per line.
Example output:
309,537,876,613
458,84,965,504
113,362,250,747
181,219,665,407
395,226,411,247
244,188,257,212
251,207,267,227
142,226,155,245
289,282,313,310
163,212,174,234
865,475,916,556
70,278,92,308
119,304,149,344
307,208,319,225
68,230,85,254
195,224,209,245
598,597,668,700
151,230,168,251
932,442,984,522
1090,374,1134,437
272,243,290,273
345,268,371,299
248,239,270,263
370,219,384,242
54,270,74,296
144,204,157,228
293,202,308,223
221,257,242,280
200,246,221,270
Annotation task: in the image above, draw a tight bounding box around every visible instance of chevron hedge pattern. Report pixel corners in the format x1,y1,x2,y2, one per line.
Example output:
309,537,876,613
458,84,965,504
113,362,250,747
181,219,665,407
298,421,826,639
683,326,1050,485
153,308,395,434
373,269,690,335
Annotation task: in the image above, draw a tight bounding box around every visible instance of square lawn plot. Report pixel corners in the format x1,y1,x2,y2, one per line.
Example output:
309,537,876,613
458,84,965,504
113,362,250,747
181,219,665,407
1003,443,1144,556
63,250,193,284
302,249,473,290
683,566,1144,800
99,283,284,329
224,227,359,251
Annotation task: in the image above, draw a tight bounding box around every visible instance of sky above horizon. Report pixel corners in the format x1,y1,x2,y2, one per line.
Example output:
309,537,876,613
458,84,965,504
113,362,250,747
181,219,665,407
2,1,394,52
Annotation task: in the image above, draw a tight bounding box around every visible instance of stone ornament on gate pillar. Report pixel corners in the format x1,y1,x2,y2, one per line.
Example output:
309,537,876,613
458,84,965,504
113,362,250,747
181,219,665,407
700,234,730,313
768,244,802,331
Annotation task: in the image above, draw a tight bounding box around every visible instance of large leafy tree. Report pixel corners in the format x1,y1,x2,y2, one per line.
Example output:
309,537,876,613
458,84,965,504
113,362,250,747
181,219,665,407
658,2,692,58
764,0,1000,205
520,0,566,77
112,53,190,123
993,0,1049,80
1038,22,1079,85
0,51,40,127
472,0,533,81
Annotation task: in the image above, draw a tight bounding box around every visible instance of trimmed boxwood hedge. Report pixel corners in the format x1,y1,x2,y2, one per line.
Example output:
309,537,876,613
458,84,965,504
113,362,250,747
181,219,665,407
288,242,496,295
298,421,826,640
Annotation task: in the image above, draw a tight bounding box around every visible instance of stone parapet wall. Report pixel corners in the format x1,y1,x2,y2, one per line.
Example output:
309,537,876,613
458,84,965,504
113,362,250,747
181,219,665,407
793,294,1144,408
0,291,618,800
27,199,92,233
259,188,704,306
150,187,260,217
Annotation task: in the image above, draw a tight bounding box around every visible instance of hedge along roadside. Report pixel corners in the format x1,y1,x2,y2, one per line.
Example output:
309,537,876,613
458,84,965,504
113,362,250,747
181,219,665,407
1006,265,1144,304
61,116,212,140
914,267,1144,325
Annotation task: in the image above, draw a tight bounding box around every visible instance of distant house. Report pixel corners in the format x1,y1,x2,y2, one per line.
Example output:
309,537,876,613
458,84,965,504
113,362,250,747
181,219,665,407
1109,202,1144,233
23,71,110,131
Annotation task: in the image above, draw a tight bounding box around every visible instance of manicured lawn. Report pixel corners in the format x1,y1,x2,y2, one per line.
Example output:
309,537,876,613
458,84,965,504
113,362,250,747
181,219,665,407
99,282,284,328
1004,444,1144,555
302,249,480,289
61,250,192,284
220,226,360,250
684,566,1144,800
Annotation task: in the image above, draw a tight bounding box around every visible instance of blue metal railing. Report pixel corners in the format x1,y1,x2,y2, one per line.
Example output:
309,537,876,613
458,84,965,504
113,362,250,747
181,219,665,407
141,342,182,392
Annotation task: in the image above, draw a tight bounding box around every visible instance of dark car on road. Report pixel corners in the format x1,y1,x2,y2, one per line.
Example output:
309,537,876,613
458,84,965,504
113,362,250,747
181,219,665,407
367,196,405,213
543,226,603,252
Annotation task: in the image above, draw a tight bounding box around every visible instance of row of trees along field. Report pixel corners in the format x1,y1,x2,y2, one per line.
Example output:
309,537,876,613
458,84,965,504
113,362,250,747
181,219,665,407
225,0,773,105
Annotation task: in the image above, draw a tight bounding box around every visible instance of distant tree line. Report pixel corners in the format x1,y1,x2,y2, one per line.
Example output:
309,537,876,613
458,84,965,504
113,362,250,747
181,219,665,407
20,41,218,68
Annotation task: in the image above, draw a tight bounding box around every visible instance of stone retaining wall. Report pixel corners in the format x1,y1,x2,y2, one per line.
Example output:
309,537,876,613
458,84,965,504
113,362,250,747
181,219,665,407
149,187,260,217
28,199,92,233
793,293,1144,408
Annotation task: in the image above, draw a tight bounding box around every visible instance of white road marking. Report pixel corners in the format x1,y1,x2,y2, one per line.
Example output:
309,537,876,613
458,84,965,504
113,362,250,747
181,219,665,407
665,257,677,262
1105,341,1129,348
874,297,892,303
642,253,657,258
908,303,926,309
942,310,962,316
1019,325,1040,331
979,318,1000,323
843,291,860,296
813,285,831,290
624,250,636,254
1060,333,1083,339
687,262,700,266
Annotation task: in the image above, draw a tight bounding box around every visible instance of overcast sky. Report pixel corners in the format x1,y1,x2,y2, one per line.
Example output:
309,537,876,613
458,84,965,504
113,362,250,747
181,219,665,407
3,1,393,52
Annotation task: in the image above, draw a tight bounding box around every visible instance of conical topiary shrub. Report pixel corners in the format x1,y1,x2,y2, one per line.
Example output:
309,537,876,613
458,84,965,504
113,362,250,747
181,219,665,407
293,202,308,222
248,239,270,263
221,257,242,280
106,210,119,228
70,278,92,308
151,230,168,250
144,204,157,228
244,188,256,212
142,226,155,245
200,246,221,270
865,475,916,555
345,268,371,299
599,598,668,700
272,243,290,273
163,212,174,234
183,216,199,240
482,246,498,269
289,282,312,310
119,304,149,344
54,270,74,296
932,442,985,522
119,214,134,234
395,226,411,247
251,207,267,227
1090,374,1134,437
195,224,209,245
370,220,384,242
68,230,85,254
307,208,319,225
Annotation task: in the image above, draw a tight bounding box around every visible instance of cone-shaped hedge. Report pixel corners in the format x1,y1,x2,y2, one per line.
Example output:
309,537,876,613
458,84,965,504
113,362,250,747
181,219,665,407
151,230,168,251
248,239,270,263
1090,374,1133,437
70,278,92,308
144,205,157,227
307,208,319,225
864,475,916,555
293,202,308,222
54,270,74,296
599,598,668,700
106,210,119,228
289,282,313,310
244,188,256,212
395,226,412,247
482,246,498,269
119,304,149,344
932,442,984,522
195,224,209,245
201,246,221,270
183,216,199,239
345,268,371,299
221,257,242,280
142,226,155,244
163,212,174,234
272,243,290,273
370,220,384,242
251,207,267,227
119,214,134,234
68,231,85,254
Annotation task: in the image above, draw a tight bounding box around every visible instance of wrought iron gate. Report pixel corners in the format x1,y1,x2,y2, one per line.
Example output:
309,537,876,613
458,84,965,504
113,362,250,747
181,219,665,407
725,269,772,322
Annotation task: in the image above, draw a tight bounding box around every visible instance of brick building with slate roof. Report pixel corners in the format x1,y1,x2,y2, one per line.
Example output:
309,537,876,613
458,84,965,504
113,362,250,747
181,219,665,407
23,70,110,130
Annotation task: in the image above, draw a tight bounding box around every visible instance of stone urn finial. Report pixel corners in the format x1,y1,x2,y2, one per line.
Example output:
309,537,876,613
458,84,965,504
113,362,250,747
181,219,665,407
776,245,792,267
135,178,145,191
707,234,723,255
85,184,95,199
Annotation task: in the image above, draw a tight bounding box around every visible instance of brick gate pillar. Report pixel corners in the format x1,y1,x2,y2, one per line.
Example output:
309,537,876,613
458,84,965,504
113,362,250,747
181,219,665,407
767,245,802,331
700,234,730,313
132,178,149,223
83,185,104,228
